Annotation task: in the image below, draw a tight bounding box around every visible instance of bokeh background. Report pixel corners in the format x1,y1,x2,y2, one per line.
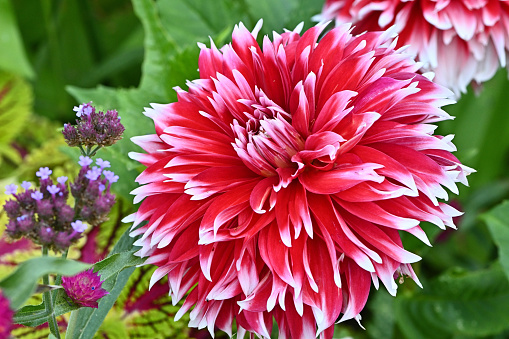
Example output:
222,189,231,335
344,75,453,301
1,0,509,338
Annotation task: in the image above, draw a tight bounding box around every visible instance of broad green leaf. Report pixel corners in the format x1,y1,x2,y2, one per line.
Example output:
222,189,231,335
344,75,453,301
481,200,509,281
93,251,145,282
0,0,34,77
395,265,509,338
0,256,89,309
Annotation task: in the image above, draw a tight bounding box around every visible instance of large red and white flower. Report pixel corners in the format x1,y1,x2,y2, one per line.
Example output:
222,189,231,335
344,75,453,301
317,0,509,96
126,21,473,338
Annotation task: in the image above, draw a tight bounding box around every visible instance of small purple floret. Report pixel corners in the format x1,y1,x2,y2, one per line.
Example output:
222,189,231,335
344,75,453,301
4,184,17,195
21,181,32,190
103,170,119,183
79,156,93,167
31,191,44,200
57,176,68,184
36,167,52,179
96,158,110,168
86,167,102,181
71,220,87,233
47,185,60,195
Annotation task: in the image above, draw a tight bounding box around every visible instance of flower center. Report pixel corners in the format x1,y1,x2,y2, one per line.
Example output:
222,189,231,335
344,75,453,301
232,94,305,189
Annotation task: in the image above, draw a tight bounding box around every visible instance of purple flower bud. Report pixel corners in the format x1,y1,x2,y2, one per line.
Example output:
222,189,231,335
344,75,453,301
86,167,102,181
39,227,55,244
31,191,44,201
79,156,93,167
71,220,87,233
62,269,109,308
98,184,106,192
47,185,60,195
17,215,33,232
4,184,17,195
3,200,19,219
55,231,72,249
21,181,32,190
58,205,75,225
63,123,80,147
102,170,119,184
57,176,68,184
36,199,54,217
95,158,110,168
36,167,52,179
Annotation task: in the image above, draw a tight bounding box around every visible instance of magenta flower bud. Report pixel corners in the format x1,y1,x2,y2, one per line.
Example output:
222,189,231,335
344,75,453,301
0,290,14,339
62,269,109,308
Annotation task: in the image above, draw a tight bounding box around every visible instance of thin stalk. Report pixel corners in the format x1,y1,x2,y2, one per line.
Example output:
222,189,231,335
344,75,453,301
42,246,61,339
51,249,69,305
66,308,81,338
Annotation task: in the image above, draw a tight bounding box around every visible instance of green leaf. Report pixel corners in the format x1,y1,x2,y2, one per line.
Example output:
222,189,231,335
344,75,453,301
395,265,509,338
0,256,89,309
0,0,34,77
481,200,509,281
93,251,146,282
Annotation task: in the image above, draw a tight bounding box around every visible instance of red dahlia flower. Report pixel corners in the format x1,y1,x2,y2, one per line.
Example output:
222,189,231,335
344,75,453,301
317,0,509,96
127,21,473,338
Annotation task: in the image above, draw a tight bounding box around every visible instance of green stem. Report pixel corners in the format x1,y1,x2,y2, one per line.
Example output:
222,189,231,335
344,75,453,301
51,250,69,305
78,144,86,156
42,246,61,339
66,308,81,338
88,145,102,157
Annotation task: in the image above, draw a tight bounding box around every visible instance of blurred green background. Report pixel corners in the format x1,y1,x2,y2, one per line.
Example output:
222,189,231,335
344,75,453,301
1,0,509,338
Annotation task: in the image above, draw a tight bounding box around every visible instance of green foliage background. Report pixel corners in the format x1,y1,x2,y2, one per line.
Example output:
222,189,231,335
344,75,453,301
2,0,509,338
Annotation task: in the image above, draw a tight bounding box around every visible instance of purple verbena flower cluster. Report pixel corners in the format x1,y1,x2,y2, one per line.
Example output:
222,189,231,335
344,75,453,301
63,102,125,152
3,157,118,252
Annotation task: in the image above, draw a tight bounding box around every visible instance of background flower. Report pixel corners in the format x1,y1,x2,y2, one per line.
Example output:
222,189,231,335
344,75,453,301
317,0,509,96
128,21,472,338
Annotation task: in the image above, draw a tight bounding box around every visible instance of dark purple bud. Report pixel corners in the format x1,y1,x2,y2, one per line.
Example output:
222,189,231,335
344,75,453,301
55,231,72,250
36,199,54,218
17,214,34,232
63,124,80,147
58,205,75,225
38,227,55,245
3,200,20,219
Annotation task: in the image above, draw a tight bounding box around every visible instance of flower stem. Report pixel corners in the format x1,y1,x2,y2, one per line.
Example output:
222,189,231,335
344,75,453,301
51,249,69,305
66,308,81,338
42,246,61,339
